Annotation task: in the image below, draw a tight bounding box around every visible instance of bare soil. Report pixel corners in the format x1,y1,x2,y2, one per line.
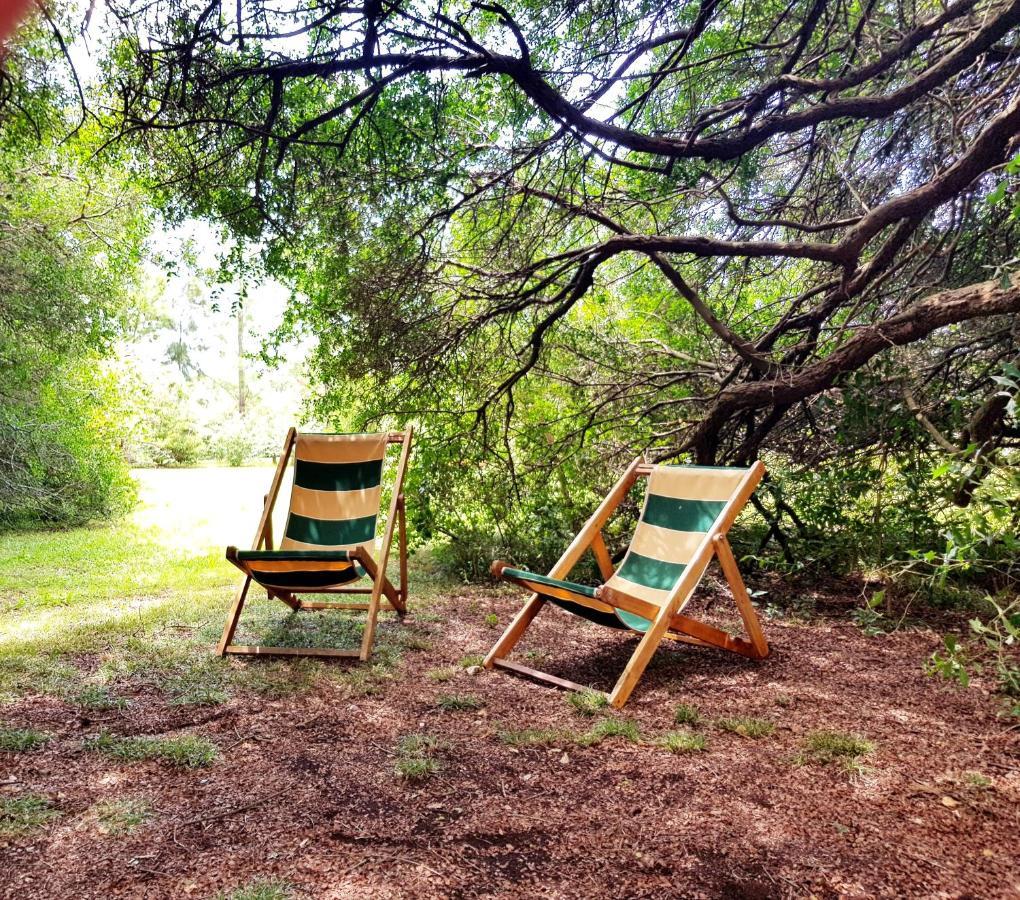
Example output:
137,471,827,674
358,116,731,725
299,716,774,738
2,581,1018,899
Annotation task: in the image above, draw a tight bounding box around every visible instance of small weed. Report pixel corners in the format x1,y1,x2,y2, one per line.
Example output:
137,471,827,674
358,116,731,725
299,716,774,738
800,730,874,765
85,732,218,768
75,685,130,711
577,718,640,747
0,725,50,752
658,730,708,754
483,613,499,628
718,717,775,738
458,654,485,668
216,879,293,900
0,794,60,835
426,667,458,683
395,732,443,781
962,771,993,790
92,798,152,835
435,694,485,712
497,728,568,748
567,689,609,718
774,695,794,708
673,703,700,726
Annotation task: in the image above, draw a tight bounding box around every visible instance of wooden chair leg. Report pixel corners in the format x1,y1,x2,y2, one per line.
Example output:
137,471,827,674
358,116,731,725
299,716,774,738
484,594,546,667
217,575,252,656
397,496,408,609
607,602,677,708
359,575,386,661
714,534,769,658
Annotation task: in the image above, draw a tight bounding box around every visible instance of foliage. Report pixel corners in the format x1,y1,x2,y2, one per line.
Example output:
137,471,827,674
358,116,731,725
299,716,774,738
84,732,219,768
0,725,50,752
0,794,60,835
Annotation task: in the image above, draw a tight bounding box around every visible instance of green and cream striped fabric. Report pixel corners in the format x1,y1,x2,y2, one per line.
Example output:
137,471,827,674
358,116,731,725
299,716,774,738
504,464,751,632
603,464,749,629
239,432,388,591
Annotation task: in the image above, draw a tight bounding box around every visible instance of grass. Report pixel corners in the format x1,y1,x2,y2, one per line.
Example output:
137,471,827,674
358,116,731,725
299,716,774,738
458,654,485,668
85,731,219,768
717,716,775,738
0,794,60,835
394,732,444,781
426,667,458,683
657,730,708,754
497,727,568,748
216,879,293,900
91,798,153,835
567,689,609,718
75,684,130,710
435,693,485,712
800,730,875,769
576,718,641,747
0,725,50,752
483,613,499,627
673,703,700,726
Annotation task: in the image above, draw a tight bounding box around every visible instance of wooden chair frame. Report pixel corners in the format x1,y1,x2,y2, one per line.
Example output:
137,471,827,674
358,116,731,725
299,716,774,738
484,457,769,708
217,426,413,661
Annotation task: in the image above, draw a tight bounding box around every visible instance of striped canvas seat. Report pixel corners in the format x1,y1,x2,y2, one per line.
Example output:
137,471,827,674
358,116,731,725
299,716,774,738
238,432,388,592
503,465,753,632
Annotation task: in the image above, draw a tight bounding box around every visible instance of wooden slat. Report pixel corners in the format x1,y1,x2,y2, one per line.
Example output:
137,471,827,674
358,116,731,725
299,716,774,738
360,427,413,658
714,533,769,659
224,645,360,658
591,530,615,580
669,612,758,658
492,658,601,695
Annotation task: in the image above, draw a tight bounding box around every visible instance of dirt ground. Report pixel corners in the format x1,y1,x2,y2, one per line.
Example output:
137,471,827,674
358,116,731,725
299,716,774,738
2,580,1019,899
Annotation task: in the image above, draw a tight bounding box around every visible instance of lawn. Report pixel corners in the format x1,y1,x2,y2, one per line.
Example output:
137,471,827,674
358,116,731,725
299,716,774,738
1,468,1018,898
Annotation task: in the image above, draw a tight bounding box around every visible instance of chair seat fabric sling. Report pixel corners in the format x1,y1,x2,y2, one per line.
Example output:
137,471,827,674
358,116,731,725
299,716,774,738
217,428,413,661
486,459,770,707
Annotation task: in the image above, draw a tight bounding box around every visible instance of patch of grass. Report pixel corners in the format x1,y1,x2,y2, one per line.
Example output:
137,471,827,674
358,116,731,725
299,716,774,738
389,631,433,652
963,771,993,789
483,613,499,627
395,733,444,781
0,725,50,752
91,798,152,835
426,667,458,683
657,730,708,754
497,727,569,748
800,730,874,766
435,693,485,712
75,684,130,711
336,662,394,697
717,716,775,738
577,718,641,747
458,654,485,668
567,689,609,718
234,658,322,698
0,794,60,835
85,732,218,768
673,703,700,726
216,879,293,900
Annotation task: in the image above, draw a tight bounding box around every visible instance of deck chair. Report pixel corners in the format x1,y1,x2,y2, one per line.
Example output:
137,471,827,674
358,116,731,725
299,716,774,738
485,458,769,707
217,427,413,660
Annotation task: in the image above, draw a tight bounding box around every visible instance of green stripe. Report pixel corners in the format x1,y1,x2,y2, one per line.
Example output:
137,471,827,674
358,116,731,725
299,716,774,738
284,512,377,546
615,551,687,591
238,550,354,561
615,609,652,632
502,568,598,598
293,459,383,492
249,565,365,590
641,494,726,533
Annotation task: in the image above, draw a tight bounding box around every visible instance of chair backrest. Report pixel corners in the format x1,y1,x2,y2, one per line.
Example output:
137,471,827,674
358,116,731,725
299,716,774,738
280,432,389,552
605,465,754,607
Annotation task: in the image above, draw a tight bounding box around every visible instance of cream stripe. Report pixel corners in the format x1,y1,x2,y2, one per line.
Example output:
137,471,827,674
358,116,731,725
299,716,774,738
604,573,672,608
288,484,382,521
628,523,704,566
647,466,748,502
246,559,355,574
295,433,389,463
280,536,375,554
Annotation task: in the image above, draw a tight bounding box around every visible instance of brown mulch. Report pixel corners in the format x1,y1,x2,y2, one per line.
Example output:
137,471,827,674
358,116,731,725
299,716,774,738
2,583,1019,899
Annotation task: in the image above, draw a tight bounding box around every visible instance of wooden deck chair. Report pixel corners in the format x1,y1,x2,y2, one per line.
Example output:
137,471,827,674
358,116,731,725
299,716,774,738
484,458,769,707
217,427,413,660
